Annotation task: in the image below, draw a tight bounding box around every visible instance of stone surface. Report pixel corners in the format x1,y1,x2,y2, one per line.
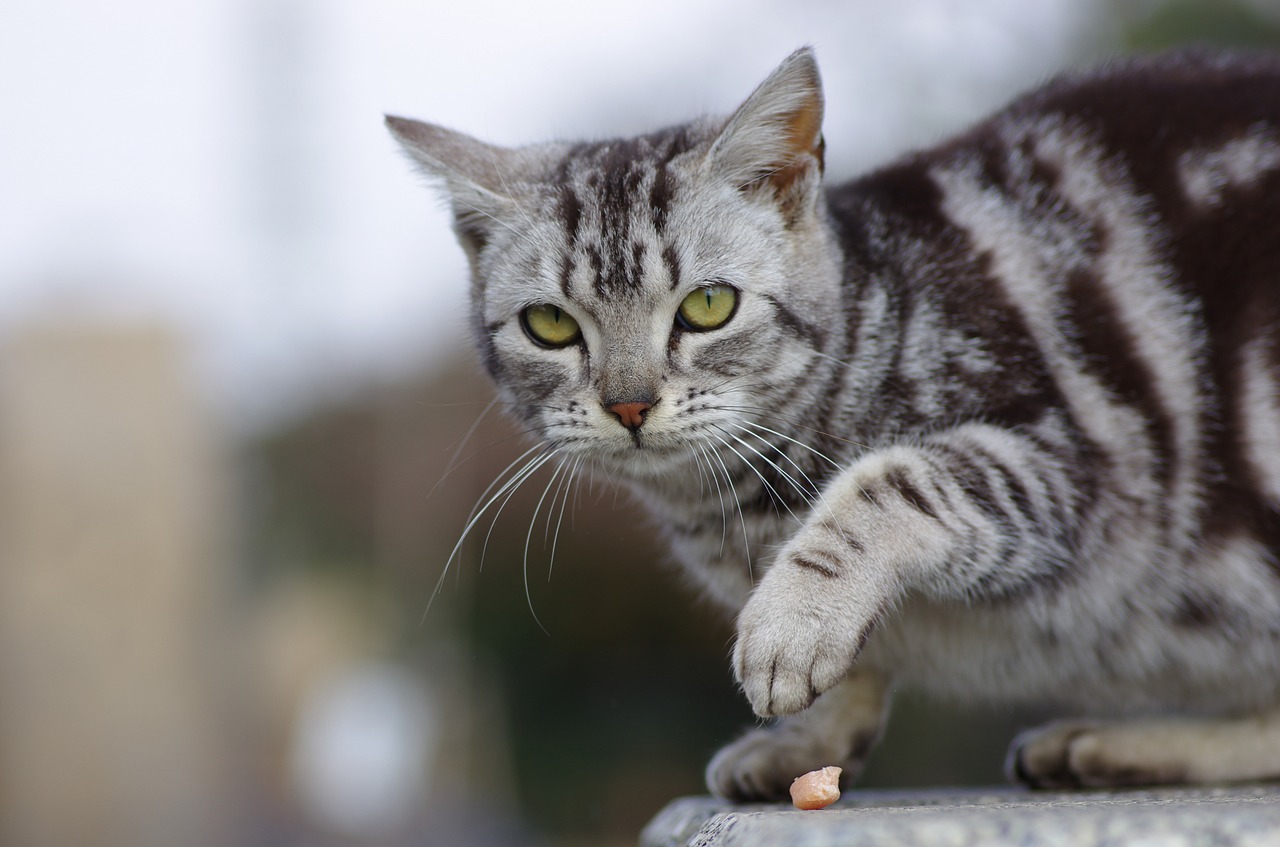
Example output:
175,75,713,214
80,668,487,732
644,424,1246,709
641,785,1280,847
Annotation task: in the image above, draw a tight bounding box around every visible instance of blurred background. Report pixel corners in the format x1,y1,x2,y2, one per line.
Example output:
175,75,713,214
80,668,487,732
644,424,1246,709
3,1,1280,845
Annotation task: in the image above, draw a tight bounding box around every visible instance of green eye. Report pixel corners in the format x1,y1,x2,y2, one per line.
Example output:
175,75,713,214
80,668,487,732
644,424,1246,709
677,285,737,331
521,304,582,348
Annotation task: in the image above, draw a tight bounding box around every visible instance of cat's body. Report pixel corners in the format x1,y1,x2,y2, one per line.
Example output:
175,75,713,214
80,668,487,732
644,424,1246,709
390,49,1280,797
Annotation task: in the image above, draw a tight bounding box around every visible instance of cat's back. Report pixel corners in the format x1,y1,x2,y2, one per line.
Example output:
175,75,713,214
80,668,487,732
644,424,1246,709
824,49,1280,407
823,51,1280,457
1016,49,1280,140
824,51,1280,708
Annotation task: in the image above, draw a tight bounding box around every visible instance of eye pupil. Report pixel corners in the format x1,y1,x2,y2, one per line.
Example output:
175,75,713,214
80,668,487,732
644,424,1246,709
522,304,581,348
678,284,737,331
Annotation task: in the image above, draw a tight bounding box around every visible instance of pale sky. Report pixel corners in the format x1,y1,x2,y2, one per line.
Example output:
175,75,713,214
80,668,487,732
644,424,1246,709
0,0,1114,429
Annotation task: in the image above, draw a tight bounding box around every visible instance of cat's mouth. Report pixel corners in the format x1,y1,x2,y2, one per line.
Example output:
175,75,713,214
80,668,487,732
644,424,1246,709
614,432,678,455
589,430,692,474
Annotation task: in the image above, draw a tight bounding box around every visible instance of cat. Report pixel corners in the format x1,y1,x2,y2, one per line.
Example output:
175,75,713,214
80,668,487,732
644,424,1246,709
388,47,1280,800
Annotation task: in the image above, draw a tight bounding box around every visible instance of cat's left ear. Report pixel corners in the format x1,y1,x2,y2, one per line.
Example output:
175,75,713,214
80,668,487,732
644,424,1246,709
385,116,523,259
705,47,825,221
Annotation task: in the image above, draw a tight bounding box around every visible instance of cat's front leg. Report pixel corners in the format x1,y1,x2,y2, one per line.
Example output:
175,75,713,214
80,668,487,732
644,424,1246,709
732,457,949,716
734,425,1078,716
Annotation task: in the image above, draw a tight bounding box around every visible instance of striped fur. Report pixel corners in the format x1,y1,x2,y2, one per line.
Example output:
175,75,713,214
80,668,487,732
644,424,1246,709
390,48,1280,798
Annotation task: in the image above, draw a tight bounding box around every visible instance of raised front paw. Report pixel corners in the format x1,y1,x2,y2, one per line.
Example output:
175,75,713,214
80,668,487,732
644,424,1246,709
732,547,889,717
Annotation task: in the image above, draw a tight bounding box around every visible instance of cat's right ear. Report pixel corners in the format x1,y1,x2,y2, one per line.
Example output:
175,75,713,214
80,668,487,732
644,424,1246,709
705,47,825,223
385,116,519,257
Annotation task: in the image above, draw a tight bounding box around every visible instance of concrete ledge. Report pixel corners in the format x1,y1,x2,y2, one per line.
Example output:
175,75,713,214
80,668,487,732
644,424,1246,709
641,785,1280,847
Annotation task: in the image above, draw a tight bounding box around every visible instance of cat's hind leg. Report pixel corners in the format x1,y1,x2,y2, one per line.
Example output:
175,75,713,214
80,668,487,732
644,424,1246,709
1009,709,1280,789
706,666,889,801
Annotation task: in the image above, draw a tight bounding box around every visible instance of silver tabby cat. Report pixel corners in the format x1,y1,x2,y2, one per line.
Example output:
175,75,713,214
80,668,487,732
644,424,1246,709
389,48,1280,799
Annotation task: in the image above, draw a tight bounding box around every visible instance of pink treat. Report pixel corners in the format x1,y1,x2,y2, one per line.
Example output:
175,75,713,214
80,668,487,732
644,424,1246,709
789,766,842,810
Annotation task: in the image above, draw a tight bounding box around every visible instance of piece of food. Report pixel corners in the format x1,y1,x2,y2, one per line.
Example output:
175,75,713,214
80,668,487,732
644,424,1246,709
789,766,842,810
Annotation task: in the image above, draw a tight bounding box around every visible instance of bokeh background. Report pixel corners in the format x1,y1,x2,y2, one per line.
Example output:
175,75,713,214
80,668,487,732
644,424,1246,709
3,1,1279,845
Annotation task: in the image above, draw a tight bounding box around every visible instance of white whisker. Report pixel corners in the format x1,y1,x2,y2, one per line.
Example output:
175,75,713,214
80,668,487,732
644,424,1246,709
731,422,854,540
711,427,804,527
453,198,527,242
726,431,815,524
686,443,710,498
739,419,842,469
425,447,558,621
697,443,731,557
423,396,500,503
543,453,575,549
730,424,821,503
703,440,754,584
547,456,583,581
523,456,573,635
720,403,873,452
460,444,544,528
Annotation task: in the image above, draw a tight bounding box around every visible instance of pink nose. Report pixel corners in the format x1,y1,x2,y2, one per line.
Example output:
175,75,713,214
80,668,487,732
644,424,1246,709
607,401,652,431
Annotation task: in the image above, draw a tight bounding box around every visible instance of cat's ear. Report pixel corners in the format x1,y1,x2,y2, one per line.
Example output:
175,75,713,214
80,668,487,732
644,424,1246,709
705,47,825,220
385,116,521,257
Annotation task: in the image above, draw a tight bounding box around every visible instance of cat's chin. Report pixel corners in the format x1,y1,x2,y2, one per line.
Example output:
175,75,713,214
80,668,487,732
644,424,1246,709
589,442,694,480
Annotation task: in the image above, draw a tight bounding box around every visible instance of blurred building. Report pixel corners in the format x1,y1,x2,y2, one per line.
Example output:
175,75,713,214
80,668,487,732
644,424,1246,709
0,323,237,846
0,320,533,846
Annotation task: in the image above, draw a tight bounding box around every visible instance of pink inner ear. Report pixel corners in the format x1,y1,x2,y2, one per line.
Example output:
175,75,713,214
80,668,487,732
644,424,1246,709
765,94,825,194
784,93,824,160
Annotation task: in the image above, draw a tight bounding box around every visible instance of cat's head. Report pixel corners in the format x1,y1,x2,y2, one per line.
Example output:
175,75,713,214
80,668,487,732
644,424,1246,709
388,48,841,478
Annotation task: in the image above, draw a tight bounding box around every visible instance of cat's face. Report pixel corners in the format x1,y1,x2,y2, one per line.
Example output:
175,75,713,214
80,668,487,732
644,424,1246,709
390,49,840,479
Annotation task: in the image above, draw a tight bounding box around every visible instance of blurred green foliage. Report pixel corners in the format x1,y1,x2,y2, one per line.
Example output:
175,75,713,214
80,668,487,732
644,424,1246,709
1122,0,1280,52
